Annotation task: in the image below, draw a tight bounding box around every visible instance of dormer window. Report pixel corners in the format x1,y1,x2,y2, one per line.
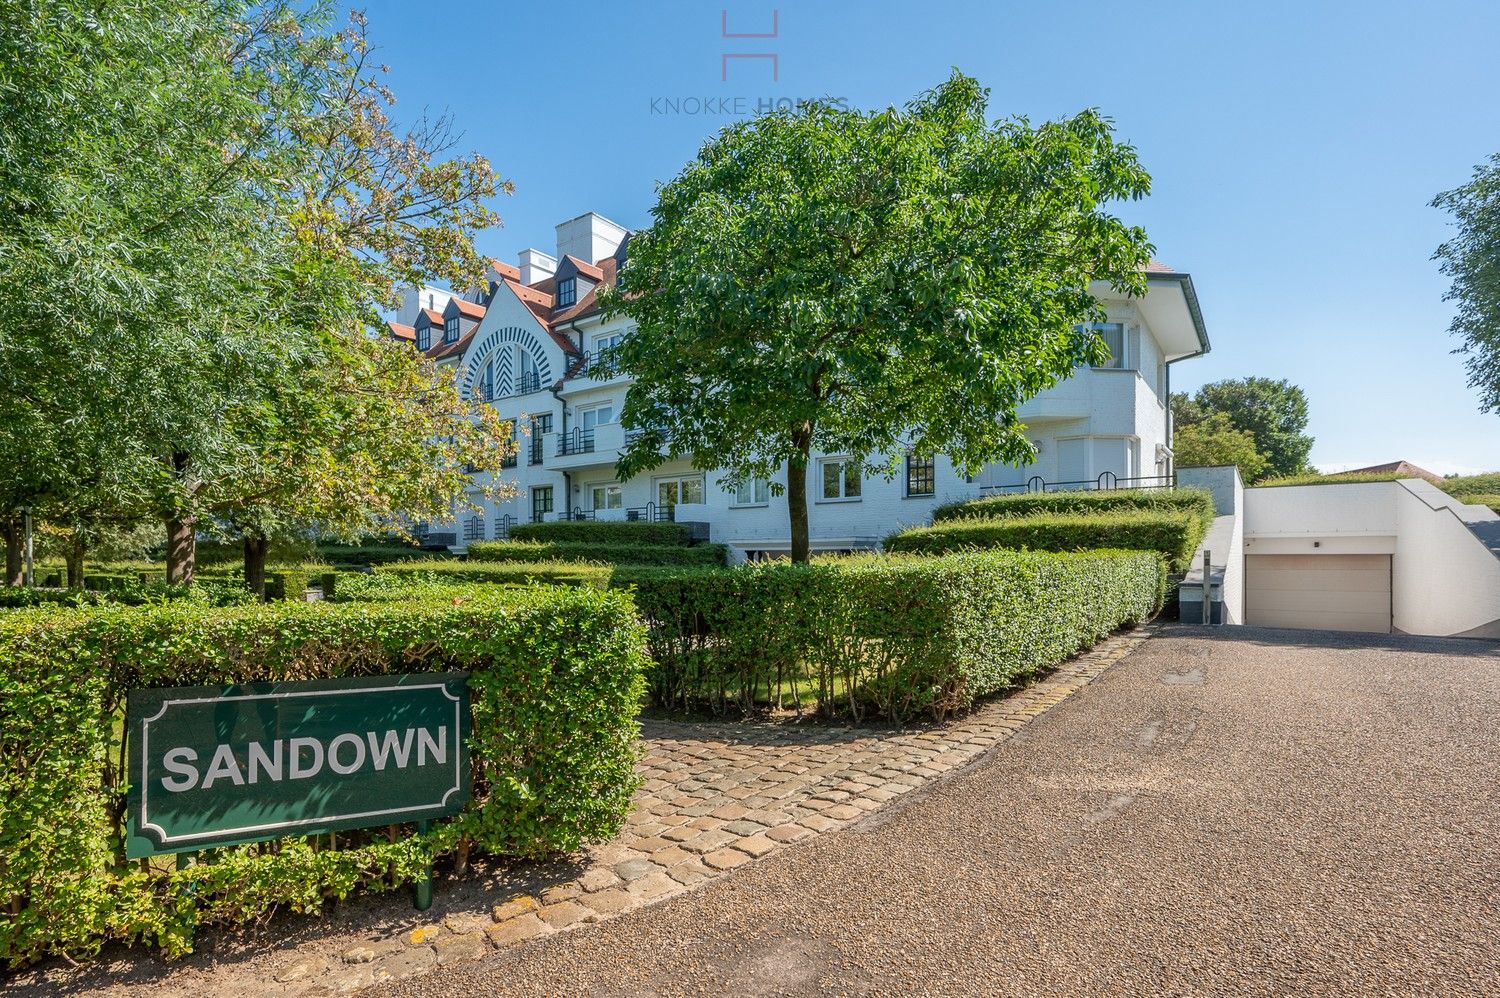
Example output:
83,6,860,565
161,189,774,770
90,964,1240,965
556,278,577,308
444,316,460,343
416,325,431,351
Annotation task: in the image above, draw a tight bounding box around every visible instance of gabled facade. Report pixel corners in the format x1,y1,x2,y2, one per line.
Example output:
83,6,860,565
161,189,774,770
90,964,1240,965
393,211,1211,560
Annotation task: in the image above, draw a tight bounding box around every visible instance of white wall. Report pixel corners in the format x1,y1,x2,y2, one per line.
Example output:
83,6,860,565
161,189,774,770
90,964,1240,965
1392,481,1500,638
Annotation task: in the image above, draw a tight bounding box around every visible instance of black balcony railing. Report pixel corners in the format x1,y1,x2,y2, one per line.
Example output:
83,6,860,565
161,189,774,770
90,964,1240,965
624,502,675,523
494,514,516,540
978,472,1177,496
571,346,619,380
557,427,596,456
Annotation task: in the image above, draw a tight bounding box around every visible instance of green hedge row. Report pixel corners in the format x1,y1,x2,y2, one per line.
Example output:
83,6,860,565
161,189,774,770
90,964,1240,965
932,487,1216,524
0,587,647,965
508,521,694,546
314,544,438,566
3,580,259,610
1456,492,1500,515
631,551,1163,720
373,559,620,589
466,540,727,566
886,511,1206,573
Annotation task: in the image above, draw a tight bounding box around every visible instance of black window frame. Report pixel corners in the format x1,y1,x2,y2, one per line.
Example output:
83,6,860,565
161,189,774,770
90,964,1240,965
556,277,577,307
905,452,936,498
530,485,554,523
416,325,431,351
444,315,460,343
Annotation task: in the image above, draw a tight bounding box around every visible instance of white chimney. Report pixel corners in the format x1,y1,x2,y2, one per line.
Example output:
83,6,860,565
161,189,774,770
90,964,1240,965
554,212,628,267
517,248,557,286
396,285,452,325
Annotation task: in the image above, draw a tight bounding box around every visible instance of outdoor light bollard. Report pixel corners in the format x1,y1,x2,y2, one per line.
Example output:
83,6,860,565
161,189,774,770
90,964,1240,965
1201,549,1212,625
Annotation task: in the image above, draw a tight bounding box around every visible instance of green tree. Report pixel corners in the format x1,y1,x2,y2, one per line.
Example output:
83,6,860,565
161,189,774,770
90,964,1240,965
1433,154,1500,412
1172,413,1268,481
602,73,1155,561
1172,377,1313,480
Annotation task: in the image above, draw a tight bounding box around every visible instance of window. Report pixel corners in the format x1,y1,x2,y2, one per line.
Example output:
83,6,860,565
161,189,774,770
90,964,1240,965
590,483,623,510
416,324,430,351
519,350,539,393
905,453,935,497
594,332,622,352
580,404,615,431
1089,322,1126,369
820,459,862,500
530,486,554,523
556,278,577,307
656,475,704,507
444,315,460,343
477,360,494,401
733,477,770,506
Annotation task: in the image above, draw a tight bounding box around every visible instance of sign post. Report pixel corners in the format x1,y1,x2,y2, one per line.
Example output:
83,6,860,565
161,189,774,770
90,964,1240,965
126,672,471,901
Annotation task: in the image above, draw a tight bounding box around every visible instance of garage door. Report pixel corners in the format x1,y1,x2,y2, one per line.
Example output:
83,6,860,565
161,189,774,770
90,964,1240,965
1246,554,1392,633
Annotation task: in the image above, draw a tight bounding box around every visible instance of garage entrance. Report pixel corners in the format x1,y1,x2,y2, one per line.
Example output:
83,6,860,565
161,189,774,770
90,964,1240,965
1245,554,1393,633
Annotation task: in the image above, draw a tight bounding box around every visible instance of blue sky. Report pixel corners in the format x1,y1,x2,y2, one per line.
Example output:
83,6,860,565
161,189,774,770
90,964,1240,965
364,0,1500,475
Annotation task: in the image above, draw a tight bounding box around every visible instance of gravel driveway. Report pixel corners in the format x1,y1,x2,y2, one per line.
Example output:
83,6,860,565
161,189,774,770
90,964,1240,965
373,625,1500,997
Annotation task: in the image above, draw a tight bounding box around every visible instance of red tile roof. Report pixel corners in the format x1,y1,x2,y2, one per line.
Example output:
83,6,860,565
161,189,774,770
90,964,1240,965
559,254,606,283
387,321,416,342
451,297,487,320
488,258,520,281
1144,259,1175,274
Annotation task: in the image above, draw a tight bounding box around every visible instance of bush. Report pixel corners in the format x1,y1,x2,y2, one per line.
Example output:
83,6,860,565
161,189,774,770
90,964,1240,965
0,588,108,610
466,540,727,566
508,520,694,547
264,568,313,601
932,487,1215,524
886,510,1205,572
1456,492,1500,515
1441,472,1500,497
3,580,258,611
315,544,437,567
0,586,647,966
630,550,1162,722
375,559,619,589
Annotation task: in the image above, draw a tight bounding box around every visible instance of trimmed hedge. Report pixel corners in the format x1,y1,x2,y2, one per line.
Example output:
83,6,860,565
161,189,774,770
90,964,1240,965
0,587,647,965
2,580,258,611
315,544,438,567
886,511,1206,572
631,551,1162,721
466,540,727,566
933,487,1215,524
373,559,619,589
507,521,694,547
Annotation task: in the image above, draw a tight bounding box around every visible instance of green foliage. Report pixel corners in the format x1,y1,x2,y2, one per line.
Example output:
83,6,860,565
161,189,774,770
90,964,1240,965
1455,493,1500,514
374,559,618,589
1172,377,1314,481
315,544,438,567
1171,413,1268,480
10,577,258,609
1440,472,1500,496
263,569,313,601
886,511,1206,572
1433,154,1500,412
1255,471,1418,486
932,487,1215,524
630,551,1162,721
601,72,1156,561
507,521,694,546
467,541,727,566
0,587,647,965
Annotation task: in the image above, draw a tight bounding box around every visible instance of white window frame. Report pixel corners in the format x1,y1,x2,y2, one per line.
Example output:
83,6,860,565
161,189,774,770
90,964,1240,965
590,482,624,510
444,315,460,343
818,458,862,502
594,331,623,352
416,325,431,351
579,403,615,431
1088,322,1128,371
655,474,705,507
732,477,771,507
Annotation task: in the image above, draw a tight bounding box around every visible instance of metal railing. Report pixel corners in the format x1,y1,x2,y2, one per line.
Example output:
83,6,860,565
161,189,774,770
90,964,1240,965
528,439,545,466
494,514,516,540
625,502,675,523
571,346,619,380
557,427,596,456
978,472,1177,496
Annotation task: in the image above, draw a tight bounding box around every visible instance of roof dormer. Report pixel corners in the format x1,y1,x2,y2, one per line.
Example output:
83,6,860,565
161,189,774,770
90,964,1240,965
441,297,486,345
552,255,604,312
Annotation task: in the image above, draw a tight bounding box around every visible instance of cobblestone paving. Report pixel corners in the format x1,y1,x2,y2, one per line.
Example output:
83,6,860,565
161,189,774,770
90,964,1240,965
13,629,1146,998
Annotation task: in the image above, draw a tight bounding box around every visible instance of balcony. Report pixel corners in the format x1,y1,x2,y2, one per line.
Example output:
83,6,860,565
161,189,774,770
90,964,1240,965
548,421,625,471
569,346,621,382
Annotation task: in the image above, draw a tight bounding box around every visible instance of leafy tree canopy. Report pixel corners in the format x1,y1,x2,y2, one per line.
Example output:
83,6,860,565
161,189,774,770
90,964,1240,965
1171,412,1268,482
602,72,1155,560
1433,154,1500,413
1172,377,1313,481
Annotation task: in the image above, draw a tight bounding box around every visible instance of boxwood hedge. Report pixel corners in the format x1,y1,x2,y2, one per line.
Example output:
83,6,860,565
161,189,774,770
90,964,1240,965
932,487,1216,524
631,550,1162,721
373,558,619,588
886,511,1206,572
466,540,727,566
0,586,647,965
507,520,694,546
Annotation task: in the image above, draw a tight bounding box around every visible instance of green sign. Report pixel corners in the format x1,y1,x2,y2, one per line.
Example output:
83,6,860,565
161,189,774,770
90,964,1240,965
126,673,470,859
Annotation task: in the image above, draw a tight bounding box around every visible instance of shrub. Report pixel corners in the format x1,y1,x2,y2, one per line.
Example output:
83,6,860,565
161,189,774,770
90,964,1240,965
629,550,1162,722
467,540,727,566
0,586,647,965
3,580,257,611
264,568,313,601
315,544,437,567
375,559,618,588
932,487,1215,524
1440,472,1500,497
886,510,1205,572
1456,492,1500,515
0,588,107,610
508,520,694,547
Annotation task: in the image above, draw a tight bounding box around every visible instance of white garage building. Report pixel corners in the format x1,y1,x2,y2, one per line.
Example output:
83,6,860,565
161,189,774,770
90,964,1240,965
1179,467,1500,639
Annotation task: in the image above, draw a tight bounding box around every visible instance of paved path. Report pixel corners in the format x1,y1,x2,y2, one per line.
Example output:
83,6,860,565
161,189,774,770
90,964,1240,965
375,626,1500,998
10,633,1141,998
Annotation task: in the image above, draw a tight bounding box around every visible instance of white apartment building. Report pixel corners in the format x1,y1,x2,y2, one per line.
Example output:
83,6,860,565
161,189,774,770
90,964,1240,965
389,212,1211,561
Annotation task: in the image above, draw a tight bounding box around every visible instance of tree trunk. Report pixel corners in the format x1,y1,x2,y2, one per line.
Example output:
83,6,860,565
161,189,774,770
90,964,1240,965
65,535,86,589
164,451,196,585
787,428,812,564
243,530,270,600
2,517,21,586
